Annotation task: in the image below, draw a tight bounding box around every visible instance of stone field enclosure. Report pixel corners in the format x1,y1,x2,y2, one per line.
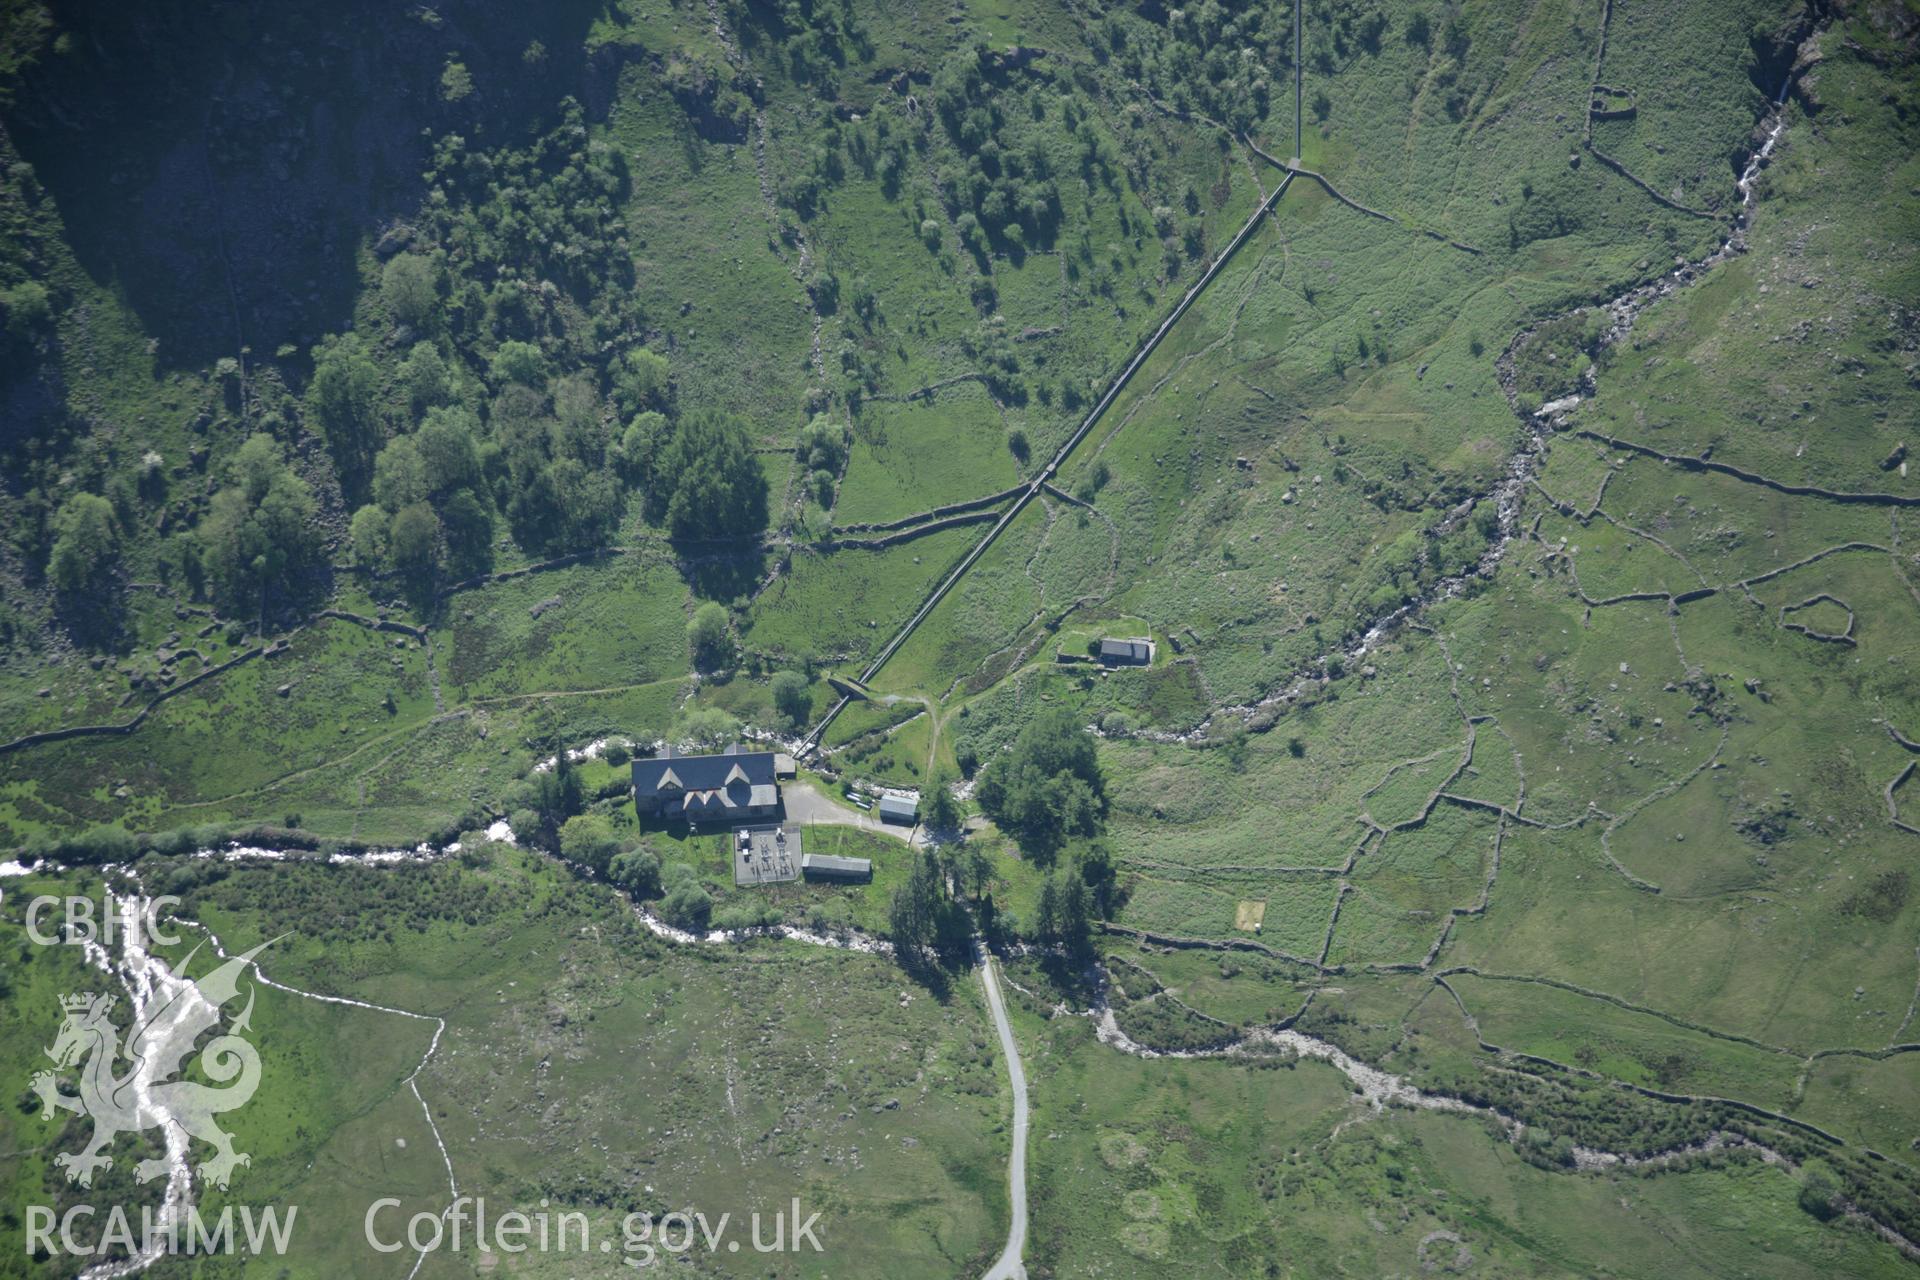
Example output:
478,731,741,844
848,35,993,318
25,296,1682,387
1,0,1918,1275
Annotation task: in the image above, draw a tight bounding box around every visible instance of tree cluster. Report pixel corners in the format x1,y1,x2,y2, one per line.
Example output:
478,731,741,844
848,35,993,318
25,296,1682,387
1098,2,1280,133
351,403,494,594
889,847,972,968
660,861,713,931
974,708,1108,859
929,46,1066,254
1029,840,1117,963
317,107,777,614
195,435,326,618
795,414,846,510
47,493,120,601
643,409,770,544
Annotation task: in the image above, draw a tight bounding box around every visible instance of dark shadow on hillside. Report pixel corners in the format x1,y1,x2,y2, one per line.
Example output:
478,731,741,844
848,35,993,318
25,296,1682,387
53,588,127,653
675,543,767,603
894,947,955,1001
1,0,605,369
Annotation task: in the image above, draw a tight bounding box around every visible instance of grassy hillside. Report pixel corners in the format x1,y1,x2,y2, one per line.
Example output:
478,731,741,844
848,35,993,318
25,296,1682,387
2,0,1918,1274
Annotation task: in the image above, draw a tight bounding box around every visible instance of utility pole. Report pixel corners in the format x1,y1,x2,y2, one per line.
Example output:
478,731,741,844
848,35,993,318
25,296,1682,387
1294,0,1303,164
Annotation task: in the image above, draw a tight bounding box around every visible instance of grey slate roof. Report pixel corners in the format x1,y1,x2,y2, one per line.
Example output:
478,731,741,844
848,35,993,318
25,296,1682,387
1098,637,1153,664
634,746,779,816
877,794,918,823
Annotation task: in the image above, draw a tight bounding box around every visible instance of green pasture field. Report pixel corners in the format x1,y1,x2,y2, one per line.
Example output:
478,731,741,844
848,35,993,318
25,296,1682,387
1004,982,1913,1278
0,850,1014,1280
3,1,1920,1273
745,528,977,669
434,552,694,701
1445,970,1809,1111
832,383,1020,528
831,709,935,784
1589,0,1791,213
607,90,816,431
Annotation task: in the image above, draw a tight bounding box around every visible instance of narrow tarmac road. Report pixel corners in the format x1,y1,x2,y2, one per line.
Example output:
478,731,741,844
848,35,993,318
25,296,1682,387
978,953,1029,1280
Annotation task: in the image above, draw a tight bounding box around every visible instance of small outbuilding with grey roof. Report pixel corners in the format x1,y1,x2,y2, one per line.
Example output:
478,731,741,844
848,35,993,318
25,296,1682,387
1098,637,1154,666
802,853,872,882
877,794,918,825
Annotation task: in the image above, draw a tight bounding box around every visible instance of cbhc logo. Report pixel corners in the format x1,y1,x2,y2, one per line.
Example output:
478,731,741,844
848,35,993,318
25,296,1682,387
24,895,181,948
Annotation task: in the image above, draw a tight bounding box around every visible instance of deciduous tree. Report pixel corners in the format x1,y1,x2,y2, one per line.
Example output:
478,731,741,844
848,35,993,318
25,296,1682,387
48,493,119,597
609,846,662,897
687,601,732,670
381,253,440,328
309,334,382,493
770,670,811,727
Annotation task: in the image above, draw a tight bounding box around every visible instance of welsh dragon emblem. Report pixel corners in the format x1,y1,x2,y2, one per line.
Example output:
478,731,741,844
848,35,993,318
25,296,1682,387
32,940,273,1190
